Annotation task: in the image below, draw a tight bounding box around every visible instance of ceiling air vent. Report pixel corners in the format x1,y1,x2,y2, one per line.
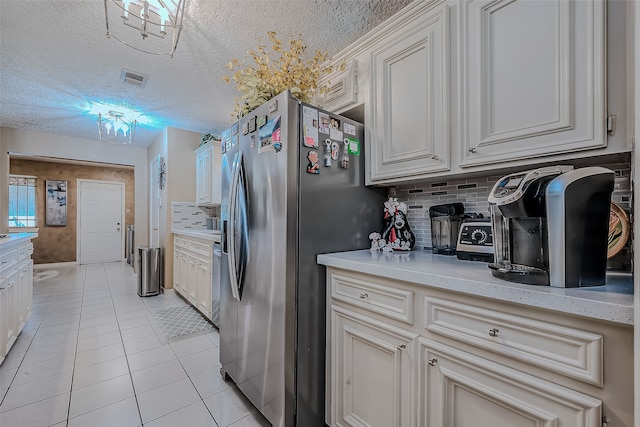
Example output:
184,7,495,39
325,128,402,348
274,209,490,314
120,69,149,88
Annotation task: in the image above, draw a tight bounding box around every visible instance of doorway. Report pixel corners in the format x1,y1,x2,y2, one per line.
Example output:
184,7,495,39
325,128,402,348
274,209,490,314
77,179,125,264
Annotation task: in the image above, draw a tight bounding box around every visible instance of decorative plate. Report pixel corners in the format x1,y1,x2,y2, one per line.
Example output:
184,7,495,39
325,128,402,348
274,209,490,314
608,202,629,259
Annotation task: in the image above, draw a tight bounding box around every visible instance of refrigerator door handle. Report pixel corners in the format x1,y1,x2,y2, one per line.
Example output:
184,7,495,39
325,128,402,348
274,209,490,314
227,150,246,301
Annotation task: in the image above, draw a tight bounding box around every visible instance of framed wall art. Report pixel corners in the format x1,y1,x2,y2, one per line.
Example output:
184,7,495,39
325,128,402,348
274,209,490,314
46,180,67,226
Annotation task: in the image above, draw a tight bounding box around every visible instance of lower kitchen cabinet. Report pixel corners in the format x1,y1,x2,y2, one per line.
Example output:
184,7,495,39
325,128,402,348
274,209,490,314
325,267,632,427
173,234,215,322
419,339,601,427
330,305,416,427
0,236,36,365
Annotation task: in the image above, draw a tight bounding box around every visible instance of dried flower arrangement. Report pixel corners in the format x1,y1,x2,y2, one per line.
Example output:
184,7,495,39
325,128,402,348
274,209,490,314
223,31,342,118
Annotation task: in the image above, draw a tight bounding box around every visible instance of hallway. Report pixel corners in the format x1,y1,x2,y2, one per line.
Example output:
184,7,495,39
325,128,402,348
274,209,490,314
0,262,269,426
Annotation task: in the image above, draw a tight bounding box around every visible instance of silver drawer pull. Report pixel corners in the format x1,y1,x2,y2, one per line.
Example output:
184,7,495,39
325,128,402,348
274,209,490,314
359,293,368,299
427,358,438,367
488,328,499,337
468,147,477,153
397,344,406,350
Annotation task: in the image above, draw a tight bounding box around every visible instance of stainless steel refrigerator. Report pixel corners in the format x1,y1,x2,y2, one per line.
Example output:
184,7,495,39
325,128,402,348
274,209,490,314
219,90,385,427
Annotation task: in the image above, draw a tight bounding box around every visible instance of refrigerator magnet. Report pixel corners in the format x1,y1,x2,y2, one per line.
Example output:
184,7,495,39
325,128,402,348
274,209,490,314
242,123,249,135
331,141,339,160
248,116,257,133
319,112,331,134
340,140,350,169
257,115,267,128
345,137,361,156
232,123,239,135
250,134,256,149
343,122,356,136
323,139,332,167
269,99,278,113
259,115,282,154
306,150,320,174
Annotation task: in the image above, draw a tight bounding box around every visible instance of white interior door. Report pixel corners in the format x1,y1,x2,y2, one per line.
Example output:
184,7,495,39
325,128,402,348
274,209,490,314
78,180,124,264
150,156,160,247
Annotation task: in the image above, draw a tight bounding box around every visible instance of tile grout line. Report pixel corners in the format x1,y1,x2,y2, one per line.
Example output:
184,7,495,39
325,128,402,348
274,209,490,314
65,263,87,426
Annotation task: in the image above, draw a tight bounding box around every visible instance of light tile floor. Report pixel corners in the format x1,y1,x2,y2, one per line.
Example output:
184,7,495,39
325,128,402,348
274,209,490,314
0,262,270,427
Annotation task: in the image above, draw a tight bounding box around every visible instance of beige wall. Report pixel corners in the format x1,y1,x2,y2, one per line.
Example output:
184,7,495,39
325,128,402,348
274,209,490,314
10,159,134,264
0,127,149,255
148,127,200,288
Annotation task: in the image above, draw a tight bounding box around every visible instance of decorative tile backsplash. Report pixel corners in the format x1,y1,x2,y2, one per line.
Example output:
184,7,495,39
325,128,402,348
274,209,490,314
171,202,220,230
389,162,632,252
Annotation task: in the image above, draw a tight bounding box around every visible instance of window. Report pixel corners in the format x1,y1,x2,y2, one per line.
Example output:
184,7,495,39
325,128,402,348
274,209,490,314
8,175,37,227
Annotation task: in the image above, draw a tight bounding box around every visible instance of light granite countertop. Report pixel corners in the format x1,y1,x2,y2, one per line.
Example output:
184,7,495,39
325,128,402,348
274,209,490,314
0,232,38,248
173,229,221,242
317,249,634,326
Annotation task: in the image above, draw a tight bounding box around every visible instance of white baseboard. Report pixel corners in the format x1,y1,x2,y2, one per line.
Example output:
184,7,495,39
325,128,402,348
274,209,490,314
34,261,78,269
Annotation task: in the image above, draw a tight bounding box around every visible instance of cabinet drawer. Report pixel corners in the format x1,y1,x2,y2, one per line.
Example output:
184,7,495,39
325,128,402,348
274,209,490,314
18,242,33,260
187,240,211,257
0,249,18,277
330,272,414,324
424,297,603,385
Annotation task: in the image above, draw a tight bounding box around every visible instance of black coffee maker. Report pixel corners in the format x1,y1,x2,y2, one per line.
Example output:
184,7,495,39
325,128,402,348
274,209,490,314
488,166,614,287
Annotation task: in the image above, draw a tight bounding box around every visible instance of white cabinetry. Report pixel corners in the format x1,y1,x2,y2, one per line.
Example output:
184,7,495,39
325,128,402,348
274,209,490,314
326,268,631,427
419,339,601,427
195,141,222,206
0,236,36,366
172,234,214,321
369,2,450,182
330,305,416,427
324,0,627,185
460,0,606,168
316,60,359,113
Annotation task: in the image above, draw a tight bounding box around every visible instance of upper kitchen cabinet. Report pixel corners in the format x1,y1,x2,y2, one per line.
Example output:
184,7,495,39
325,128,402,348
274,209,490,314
316,60,359,113
459,0,608,168
368,2,450,183
194,141,222,205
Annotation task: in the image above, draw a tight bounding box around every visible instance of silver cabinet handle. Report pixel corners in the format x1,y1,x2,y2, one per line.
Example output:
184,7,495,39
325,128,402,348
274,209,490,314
489,328,499,337
397,344,406,350
359,293,368,299
431,155,439,160
468,147,477,153
427,358,438,366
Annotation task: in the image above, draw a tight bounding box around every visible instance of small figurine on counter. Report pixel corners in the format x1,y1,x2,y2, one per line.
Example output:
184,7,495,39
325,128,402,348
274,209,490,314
368,232,386,251
381,197,416,251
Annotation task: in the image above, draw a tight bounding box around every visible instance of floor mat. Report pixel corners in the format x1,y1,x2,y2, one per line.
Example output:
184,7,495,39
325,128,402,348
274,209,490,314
149,305,214,342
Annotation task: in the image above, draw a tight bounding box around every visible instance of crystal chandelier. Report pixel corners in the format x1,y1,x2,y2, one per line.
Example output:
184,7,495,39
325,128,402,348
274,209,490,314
98,111,137,144
103,0,187,58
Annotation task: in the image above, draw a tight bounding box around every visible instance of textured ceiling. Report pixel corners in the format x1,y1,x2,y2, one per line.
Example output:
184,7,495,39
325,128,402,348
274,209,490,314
0,0,413,148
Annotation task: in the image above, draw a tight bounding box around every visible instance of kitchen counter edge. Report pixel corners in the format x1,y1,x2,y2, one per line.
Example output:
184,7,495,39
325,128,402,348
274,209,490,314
173,230,221,242
317,249,633,326
0,232,38,246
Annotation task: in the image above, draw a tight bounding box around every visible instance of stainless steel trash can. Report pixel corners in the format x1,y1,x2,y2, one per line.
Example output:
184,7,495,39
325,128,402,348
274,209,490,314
137,246,162,297
126,225,135,265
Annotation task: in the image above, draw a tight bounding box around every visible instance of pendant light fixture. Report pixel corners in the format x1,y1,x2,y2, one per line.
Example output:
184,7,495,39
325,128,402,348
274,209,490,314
98,111,137,144
103,0,187,58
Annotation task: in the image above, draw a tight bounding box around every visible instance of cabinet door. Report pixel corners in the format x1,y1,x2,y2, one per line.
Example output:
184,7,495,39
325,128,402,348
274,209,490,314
211,142,222,205
419,338,601,427
16,265,27,332
196,146,213,204
0,281,7,362
369,3,450,183
21,260,32,332
179,252,189,298
4,273,18,353
331,305,416,427
317,59,359,113
196,258,212,319
460,0,606,167
173,246,182,294
187,255,198,304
